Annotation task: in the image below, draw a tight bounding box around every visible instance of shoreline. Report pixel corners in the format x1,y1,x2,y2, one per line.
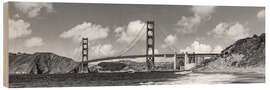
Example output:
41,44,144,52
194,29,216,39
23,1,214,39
193,65,265,75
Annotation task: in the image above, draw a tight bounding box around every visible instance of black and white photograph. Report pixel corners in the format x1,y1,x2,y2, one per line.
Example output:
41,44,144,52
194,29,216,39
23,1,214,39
4,1,265,88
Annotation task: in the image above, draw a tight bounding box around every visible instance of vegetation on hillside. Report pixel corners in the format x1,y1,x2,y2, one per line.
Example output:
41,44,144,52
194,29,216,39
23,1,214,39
9,52,79,74
196,33,265,73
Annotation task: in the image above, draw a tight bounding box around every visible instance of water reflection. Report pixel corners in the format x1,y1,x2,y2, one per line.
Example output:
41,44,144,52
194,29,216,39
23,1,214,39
139,72,264,85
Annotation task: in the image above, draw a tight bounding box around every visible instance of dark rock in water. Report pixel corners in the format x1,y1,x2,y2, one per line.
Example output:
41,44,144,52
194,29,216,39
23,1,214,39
221,33,265,67
9,52,79,74
97,62,127,71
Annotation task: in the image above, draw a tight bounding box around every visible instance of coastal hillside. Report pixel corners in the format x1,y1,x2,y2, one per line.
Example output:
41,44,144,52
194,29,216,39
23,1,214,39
119,60,174,71
87,60,174,72
9,53,79,74
197,33,265,73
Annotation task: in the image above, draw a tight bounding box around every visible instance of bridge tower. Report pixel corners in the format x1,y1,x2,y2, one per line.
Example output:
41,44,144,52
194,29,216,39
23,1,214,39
174,52,184,71
81,38,89,73
174,52,177,70
146,21,155,71
184,52,189,70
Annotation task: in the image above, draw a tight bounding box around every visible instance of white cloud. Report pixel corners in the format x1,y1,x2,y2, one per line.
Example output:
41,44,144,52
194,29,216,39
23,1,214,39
176,15,201,33
70,44,116,61
176,6,216,33
210,22,250,41
115,20,146,43
9,19,32,39
68,47,82,62
60,22,109,42
14,2,54,18
164,34,177,46
210,22,228,36
212,45,223,53
114,27,124,33
24,37,44,48
162,34,178,52
91,44,115,57
257,9,265,20
191,6,216,18
14,14,20,18
181,41,212,53
180,41,222,53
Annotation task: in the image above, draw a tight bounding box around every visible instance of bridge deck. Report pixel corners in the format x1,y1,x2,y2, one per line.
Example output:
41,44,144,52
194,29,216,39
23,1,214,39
83,53,220,63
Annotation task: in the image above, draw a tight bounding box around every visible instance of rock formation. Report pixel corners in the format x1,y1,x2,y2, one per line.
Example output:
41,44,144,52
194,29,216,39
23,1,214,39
197,33,265,73
221,33,265,67
9,52,79,74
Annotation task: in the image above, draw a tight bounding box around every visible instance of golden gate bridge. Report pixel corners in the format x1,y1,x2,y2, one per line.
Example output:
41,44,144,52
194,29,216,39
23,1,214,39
78,21,220,73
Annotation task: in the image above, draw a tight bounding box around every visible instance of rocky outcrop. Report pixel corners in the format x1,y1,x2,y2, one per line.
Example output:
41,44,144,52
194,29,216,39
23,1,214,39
221,33,265,67
197,33,265,73
9,52,79,74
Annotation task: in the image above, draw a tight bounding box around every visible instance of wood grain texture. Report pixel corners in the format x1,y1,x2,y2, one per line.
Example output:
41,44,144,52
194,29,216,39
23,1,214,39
3,2,9,87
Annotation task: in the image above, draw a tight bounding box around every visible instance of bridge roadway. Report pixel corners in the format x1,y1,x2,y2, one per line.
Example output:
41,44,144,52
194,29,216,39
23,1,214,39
82,53,221,63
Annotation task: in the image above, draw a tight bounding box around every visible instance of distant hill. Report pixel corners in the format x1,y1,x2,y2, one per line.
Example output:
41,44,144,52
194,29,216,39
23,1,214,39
9,52,79,74
9,52,176,74
92,60,174,72
196,33,265,73
97,62,127,71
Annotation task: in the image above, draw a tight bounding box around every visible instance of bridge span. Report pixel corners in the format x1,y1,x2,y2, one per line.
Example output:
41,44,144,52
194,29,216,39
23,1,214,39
82,53,220,63
78,21,221,72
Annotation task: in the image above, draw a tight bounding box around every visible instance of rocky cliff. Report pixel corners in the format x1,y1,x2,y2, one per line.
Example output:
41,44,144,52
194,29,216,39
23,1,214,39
9,52,79,74
197,33,265,73
221,33,265,67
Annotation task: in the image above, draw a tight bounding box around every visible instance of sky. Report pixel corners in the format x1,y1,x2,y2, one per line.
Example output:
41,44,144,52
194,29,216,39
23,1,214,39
8,2,265,62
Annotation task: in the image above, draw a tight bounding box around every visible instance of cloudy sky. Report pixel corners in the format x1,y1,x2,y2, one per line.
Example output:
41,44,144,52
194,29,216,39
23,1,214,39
8,2,265,61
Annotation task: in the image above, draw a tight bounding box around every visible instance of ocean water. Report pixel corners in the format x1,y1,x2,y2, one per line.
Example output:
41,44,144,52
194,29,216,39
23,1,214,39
9,72,265,88
138,72,264,85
